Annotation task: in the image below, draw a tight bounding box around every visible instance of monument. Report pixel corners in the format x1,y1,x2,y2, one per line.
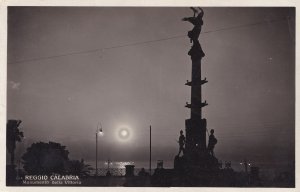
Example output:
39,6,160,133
174,7,220,185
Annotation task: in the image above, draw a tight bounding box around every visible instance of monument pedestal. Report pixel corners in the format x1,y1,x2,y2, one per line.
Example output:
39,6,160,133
174,152,220,186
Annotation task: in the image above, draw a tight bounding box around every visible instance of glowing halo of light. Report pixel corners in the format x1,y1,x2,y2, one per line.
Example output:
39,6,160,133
119,128,130,139
115,125,133,142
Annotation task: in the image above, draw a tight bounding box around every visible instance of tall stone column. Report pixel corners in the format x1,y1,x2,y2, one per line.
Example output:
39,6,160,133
183,8,208,166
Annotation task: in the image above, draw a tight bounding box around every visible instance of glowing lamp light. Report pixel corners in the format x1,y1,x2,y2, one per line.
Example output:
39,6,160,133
97,128,103,136
96,122,104,136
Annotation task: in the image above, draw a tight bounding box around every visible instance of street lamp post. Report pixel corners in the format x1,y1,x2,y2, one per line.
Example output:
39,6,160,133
95,123,103,176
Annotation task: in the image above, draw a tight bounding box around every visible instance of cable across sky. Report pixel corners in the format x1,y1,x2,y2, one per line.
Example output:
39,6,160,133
8,17,288,64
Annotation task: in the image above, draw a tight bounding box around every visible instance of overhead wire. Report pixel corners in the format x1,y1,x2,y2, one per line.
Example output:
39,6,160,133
8,17,288,64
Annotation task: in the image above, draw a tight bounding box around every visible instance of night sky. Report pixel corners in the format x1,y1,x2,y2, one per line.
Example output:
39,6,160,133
7,7,295,171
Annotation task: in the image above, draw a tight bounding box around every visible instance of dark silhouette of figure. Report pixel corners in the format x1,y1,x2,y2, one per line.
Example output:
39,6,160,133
207,129,217,156
182,7,204,43
178,130,186,156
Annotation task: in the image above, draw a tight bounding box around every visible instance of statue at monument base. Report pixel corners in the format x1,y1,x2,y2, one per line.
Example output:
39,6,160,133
173,128,220,186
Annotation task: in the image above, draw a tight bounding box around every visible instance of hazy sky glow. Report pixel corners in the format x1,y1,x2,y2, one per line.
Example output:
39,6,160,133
7,7,295,170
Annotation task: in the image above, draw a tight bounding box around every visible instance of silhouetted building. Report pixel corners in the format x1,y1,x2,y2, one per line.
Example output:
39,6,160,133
125,165,135,177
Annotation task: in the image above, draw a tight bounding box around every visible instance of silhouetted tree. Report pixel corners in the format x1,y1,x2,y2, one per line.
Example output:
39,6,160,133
7,120,24,165
65,159,92,177
22,141,69,175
